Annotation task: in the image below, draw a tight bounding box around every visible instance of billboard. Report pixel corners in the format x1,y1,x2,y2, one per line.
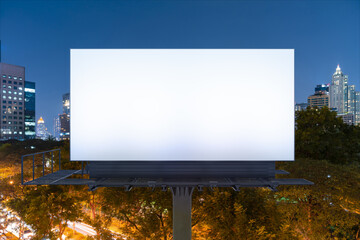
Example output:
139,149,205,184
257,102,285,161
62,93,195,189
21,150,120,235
71,49,294,161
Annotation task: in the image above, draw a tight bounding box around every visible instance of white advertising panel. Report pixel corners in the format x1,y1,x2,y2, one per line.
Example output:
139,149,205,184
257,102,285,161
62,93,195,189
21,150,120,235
71,49,294,161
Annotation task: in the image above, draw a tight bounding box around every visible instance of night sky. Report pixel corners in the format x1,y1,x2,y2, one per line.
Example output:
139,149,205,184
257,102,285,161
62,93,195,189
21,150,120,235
0,0,359,133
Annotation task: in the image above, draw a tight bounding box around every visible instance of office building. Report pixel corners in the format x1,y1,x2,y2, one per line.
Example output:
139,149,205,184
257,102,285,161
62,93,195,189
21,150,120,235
330,65,348,114
36,116,49,140
54,116,60,140
24,81,36,139
338,113,354,125
308,84,330,108
60,93,70,140
0,63,25,140
295,103,309,111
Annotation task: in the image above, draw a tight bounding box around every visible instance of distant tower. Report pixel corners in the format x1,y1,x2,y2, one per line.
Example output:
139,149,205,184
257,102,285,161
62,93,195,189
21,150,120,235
60,93,70,140
36,117,48,140
53,115,60,140
330,65,348,114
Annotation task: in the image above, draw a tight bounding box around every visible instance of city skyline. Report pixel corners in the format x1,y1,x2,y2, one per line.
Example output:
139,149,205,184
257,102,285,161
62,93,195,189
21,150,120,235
0,0,359,132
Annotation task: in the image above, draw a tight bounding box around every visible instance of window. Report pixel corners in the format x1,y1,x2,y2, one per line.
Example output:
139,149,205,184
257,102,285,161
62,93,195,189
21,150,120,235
19,107,22,110
19,117,22,120
2,80,5,83
2,121,5,124
14,82,17,85
19,83,22,85
13,97,17,100
19,102,22,105
19,131,22,134
14,111,17,115
2,100,6,103
19,127,22,130
2,90,5,93
8,96,12,99
8,122,11,124
14,86,17,90
19,98,22,100
2,96,5,99
8,81,12,84
19,112,22,114
14,117,17,119
8,91,11,94
18,92,22,95
19,122,22,125
19,87,23,90
19,77,22,81
8,101,12,104
14,92,17,94
2,75,6,78
8,86,11,89
14,121,17,124
2,106,5,109
8,76,12,79
14,107,17,110
13,77,17,80
8,116,12,119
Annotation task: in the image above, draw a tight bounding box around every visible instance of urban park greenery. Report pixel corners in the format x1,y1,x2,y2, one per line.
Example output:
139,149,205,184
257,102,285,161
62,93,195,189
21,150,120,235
0,107,359,239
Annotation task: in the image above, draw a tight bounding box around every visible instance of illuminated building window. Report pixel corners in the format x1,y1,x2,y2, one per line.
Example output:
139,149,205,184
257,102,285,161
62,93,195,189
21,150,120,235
2,96,5,99
2,90,5,93
19,87,23,90
8,76,12,79
14,97,17,100
8,86,11,89
2,85,6,88
14,92,17,95
19,92,22,95
19,77,22,80
8,96,11,99
2,75,6,78
8,91,11,94
19,98,22,100
13,77,17,80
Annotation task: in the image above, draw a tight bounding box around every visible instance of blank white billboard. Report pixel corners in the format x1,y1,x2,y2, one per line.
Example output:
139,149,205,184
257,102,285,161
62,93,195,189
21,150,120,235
70,49,294,161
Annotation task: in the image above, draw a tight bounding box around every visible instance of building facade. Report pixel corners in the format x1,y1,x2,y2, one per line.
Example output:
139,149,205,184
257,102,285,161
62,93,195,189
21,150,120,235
295,103,309,111
60,93,70,140
330,65,348,114
0,63,25,140
308,84,330,108
24,81,36,139
36,116,49,140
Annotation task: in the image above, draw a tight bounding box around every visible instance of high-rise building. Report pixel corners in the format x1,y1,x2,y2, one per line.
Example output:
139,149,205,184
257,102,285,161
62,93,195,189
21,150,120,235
24,81,36,139
330,65,348,114
347,85,356,116
315,84,330,94
308,84,330,108
63,93,70,115
53,115,60,140
36,116,49,140
295,103,309,111
0,63,25,140
60,93,70,140
356,92,360,125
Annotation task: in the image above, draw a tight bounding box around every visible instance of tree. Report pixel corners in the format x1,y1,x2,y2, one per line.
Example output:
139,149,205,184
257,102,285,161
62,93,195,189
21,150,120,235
8,185,82,240
295,106,360,164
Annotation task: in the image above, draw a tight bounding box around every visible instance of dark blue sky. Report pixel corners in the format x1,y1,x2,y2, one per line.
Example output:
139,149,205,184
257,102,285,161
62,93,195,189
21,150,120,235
0,0,359,133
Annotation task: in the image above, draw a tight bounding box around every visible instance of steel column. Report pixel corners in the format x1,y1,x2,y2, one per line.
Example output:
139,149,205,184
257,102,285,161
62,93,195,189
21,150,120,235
171,186,194,240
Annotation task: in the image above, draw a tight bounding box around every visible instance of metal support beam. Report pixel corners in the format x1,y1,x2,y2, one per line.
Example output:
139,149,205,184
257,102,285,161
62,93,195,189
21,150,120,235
171,186,194,240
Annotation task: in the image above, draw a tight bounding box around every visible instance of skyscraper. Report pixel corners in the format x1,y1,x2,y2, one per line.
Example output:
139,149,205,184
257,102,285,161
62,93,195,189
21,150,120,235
53,115,60,140
60,93,70,140
24,81,36,139
0,63,25,140
36,116,49,140
308,84,330,108
330,65,348,114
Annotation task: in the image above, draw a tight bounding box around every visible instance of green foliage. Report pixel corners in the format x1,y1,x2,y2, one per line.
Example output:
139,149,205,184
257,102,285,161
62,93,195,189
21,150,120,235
295,106,360,164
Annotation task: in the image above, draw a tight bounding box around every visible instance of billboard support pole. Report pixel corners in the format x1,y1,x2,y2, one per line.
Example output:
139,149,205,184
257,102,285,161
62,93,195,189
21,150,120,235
171,186,194,240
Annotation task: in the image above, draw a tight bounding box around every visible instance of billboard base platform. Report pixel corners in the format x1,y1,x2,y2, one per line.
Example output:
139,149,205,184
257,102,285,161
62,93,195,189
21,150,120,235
21,151,312,240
